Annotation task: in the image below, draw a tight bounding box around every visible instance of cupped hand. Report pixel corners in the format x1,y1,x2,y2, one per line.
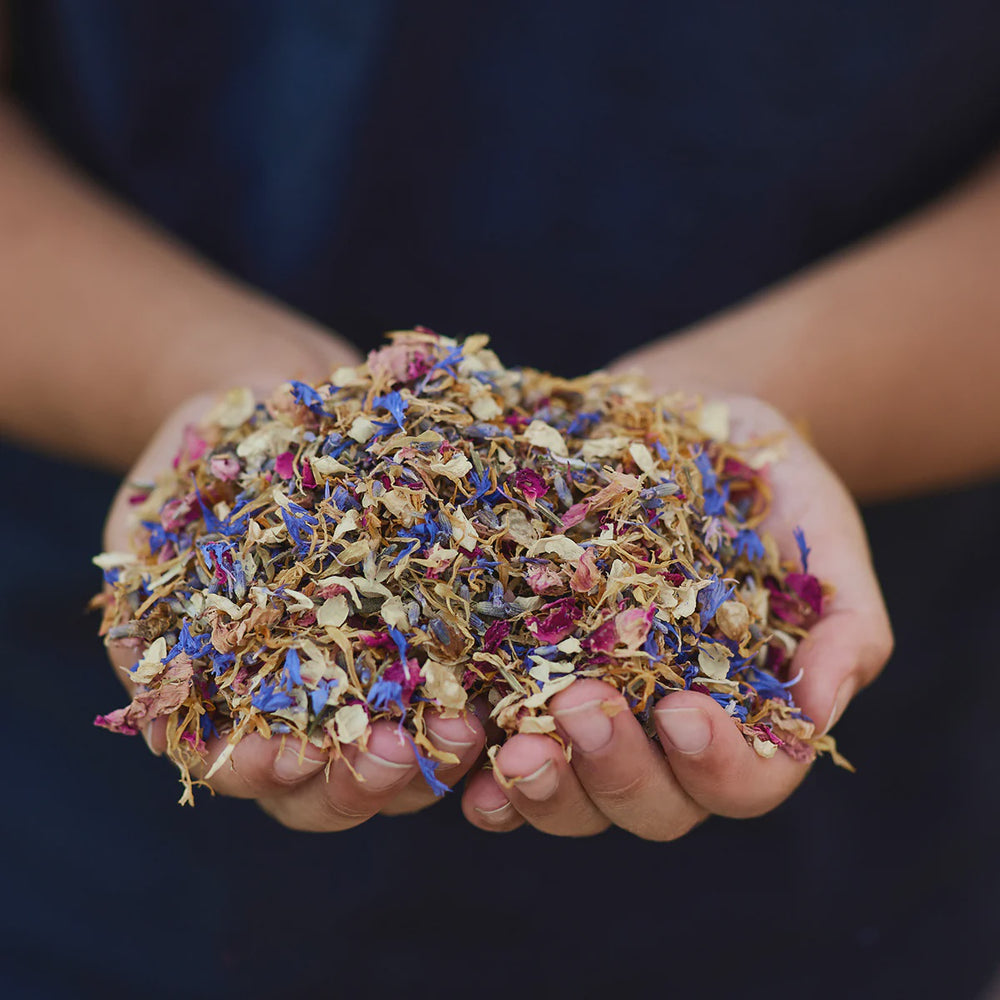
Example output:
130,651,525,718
103,390,487,832
461,394,893,838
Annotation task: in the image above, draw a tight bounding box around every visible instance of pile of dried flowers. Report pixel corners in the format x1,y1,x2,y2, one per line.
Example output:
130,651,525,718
95,330,845,803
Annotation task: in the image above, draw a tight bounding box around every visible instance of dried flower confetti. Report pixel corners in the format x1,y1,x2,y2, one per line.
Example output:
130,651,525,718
94,329,848,804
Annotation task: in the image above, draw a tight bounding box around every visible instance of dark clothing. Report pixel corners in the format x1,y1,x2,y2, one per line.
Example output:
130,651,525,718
14,0,1000,374
3,3,999,996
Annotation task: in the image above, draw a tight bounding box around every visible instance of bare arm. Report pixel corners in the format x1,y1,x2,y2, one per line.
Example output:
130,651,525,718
614,151,1000,501
0,45,356,471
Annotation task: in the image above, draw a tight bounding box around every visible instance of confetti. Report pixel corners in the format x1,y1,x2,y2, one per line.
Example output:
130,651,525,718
94,329,848,805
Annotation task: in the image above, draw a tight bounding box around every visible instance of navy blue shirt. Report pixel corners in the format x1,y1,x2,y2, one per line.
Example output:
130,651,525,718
4,3,1000,996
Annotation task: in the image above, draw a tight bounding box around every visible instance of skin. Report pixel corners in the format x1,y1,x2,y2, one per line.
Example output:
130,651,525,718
1,9,996,836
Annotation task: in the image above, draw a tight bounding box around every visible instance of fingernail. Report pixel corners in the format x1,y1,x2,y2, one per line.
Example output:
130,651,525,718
427,730,476,755
507,759,559,801
823,679,855,734
356,751,414,790
142,724,162,757
553,698,615,753
474,801,515,822
656,707,712,755
273,745,326,783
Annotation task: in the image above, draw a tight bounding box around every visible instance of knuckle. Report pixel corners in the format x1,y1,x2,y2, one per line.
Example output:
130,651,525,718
203,776,260,799
209,763,272,797
319,790,375,826
589,770,652,807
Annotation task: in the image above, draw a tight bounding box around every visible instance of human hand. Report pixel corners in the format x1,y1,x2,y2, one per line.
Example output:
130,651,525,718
102,389,487,831
460,394,892,838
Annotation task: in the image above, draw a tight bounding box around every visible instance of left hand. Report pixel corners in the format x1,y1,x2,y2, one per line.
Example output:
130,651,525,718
103,388,487,831
460,394,893,838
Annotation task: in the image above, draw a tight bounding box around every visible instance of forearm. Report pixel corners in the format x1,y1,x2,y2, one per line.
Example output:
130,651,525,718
616,151,1000,500
0,100,357,471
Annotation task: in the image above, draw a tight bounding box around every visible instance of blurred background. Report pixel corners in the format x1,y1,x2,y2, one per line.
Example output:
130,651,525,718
2,2,999,996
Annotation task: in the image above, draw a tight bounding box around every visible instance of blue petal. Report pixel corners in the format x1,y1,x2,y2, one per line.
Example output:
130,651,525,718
697,576,736,625
309,678,338,715
694,449,717,490
374,390,409,430
387,626,409,667
367,677,404,712
284,648,302,687
288,380,327,413
793,526,811,572
703,482,730,516
734,528,766,561
411,744,450,797
251,676,297,712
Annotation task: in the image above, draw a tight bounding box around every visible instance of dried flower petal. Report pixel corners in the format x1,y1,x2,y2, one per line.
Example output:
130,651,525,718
93,330,841,804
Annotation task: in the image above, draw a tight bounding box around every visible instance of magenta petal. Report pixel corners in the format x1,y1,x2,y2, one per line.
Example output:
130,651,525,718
511,468,548,502
384,657,422,703
93,709,139,736
785,572,824,616
483,620,512,653
360,631,393,648
583,618,618,653
274,451,295,479
160,493,199,531
526,597,580,644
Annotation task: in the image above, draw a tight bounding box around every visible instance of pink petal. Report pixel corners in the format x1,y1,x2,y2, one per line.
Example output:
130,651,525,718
527,565,566,595
614,605,655,651
561,503,589,529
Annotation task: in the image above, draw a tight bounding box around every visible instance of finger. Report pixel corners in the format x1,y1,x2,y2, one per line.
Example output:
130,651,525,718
257,720,419,832
654,689,810,818
486,733,611,838
461,767,525,833
549,679,708,841
379,710,487,816
765,441,894,733
187,730,329,799
788,605,893,734
106,638,144,679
